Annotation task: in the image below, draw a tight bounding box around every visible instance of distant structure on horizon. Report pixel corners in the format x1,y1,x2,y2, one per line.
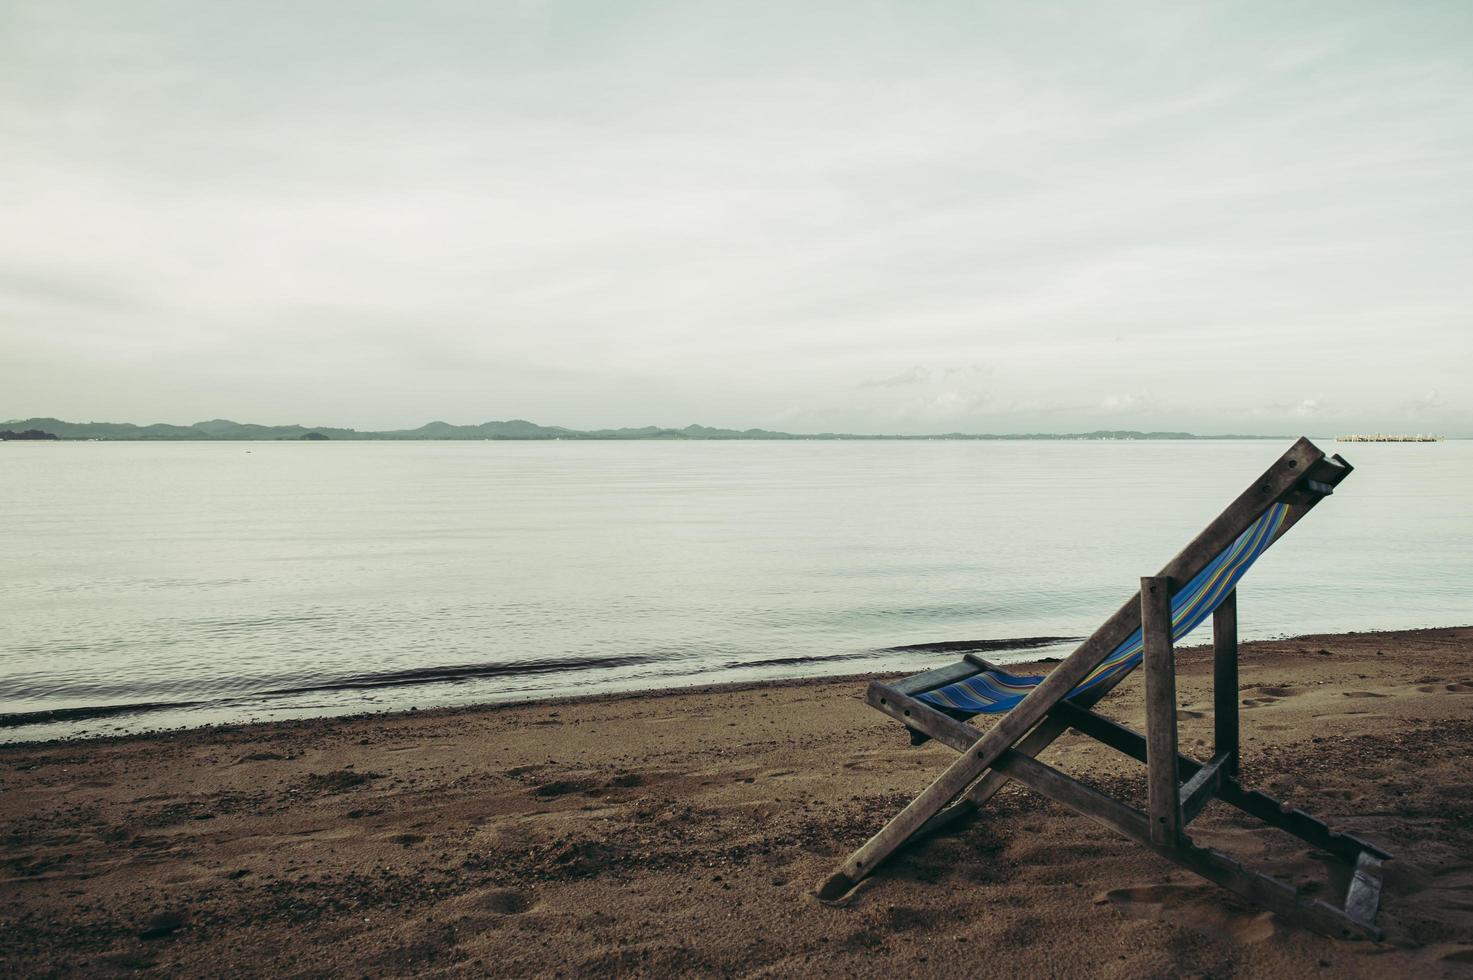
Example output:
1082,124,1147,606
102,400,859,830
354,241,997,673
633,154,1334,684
1336,433,1442,443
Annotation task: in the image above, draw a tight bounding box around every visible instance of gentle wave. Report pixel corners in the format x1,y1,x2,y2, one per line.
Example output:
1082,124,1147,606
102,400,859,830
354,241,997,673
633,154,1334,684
0,636,1079,729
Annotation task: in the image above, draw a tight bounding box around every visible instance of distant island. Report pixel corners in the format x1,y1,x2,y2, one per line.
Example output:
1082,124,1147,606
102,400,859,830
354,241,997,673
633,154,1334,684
0,417,1290,442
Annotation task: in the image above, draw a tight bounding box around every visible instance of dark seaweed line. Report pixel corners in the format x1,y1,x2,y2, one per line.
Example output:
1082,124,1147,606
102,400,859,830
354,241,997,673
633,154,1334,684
881,635,1079,654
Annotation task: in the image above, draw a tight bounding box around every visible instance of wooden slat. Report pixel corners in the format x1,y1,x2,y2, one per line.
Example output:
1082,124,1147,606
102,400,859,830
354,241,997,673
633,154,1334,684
992,750,1152,845
889,660,981,696
1217,781,1392,861
1048,699,1190,769
1213,590,1239,777
866,682,978,752
1142,576,1182,847
1180,751,1231,824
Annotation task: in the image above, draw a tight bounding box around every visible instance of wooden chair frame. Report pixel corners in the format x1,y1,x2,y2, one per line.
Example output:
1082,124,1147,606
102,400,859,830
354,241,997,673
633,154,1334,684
817,438,1390,940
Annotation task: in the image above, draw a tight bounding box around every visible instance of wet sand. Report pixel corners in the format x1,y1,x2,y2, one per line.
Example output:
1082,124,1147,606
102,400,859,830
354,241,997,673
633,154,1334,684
3,627,1472,977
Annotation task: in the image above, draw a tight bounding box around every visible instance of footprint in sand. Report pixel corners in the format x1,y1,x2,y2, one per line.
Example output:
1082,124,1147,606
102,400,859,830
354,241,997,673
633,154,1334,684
472,887,534,915
1342,691,1389,699
1099,882,1205,909
530,778,596,799
1417,681,1473,694
1241,686,1305,708
1243,686,1290,704
1099,883,1278,942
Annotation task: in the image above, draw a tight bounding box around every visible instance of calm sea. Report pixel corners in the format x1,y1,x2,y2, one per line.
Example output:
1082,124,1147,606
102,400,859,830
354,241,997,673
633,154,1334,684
2,439,1468,741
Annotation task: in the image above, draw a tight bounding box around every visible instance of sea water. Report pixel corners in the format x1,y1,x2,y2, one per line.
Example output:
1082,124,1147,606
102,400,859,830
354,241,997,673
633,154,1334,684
2,439,1468,741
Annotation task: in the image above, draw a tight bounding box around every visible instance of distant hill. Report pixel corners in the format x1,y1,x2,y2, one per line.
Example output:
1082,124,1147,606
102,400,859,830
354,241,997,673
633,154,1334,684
0,417,1284,442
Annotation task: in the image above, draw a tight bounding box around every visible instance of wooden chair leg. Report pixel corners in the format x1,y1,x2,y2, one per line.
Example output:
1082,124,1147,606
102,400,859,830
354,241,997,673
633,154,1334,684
1142,576,1182,847
1214,589,1239,778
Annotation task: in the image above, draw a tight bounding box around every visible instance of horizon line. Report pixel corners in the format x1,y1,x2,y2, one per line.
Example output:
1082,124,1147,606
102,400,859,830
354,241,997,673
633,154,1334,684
5,415,1448,441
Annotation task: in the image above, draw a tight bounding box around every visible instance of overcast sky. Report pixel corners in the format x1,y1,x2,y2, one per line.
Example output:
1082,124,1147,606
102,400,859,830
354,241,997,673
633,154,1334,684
2,2,1470,435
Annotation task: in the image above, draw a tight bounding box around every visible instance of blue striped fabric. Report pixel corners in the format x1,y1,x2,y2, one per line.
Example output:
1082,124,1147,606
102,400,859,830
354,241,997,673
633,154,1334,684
916,503,1291,716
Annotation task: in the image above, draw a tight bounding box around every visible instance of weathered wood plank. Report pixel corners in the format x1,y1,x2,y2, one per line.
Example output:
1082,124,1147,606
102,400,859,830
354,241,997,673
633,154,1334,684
1217,781,1392,861
1181,751,1231,824
889,660,982,696
1142,576,1182,847
1213,589,1239,777
992,750,1152,845
1048,700,1189,769
866,683,978,752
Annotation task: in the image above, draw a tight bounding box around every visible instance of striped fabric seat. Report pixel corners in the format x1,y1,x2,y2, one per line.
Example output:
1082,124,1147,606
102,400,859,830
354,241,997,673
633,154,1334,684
917,502,1291,716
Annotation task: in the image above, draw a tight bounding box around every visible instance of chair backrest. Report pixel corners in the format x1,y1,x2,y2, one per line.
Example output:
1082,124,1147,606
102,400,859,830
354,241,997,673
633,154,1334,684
918,496,1296,715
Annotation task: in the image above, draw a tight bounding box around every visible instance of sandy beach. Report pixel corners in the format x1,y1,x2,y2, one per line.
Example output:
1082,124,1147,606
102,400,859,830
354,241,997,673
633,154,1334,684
3,626,1471,977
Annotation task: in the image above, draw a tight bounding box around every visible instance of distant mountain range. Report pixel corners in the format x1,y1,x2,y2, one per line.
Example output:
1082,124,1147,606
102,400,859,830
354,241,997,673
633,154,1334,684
2,417,1285,441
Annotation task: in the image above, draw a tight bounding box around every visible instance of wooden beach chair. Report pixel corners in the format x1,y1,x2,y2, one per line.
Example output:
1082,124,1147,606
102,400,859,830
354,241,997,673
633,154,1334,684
817,437,1391,939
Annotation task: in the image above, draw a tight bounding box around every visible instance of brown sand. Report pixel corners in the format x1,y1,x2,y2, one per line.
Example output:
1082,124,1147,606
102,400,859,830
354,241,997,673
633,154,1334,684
2,627,1472,978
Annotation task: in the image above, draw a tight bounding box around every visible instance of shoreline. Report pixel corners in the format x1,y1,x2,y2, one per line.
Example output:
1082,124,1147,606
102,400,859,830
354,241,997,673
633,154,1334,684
4,625,1465,748
3,626,1471,976
0,635,1086,739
